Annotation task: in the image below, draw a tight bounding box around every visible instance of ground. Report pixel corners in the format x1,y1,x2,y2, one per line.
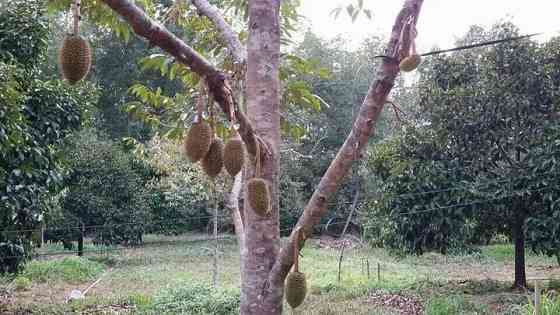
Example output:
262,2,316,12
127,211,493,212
1,233,559,314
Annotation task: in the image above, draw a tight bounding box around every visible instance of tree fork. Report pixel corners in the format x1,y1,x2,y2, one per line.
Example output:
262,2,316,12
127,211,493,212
100,0,258,152
270,0,425,287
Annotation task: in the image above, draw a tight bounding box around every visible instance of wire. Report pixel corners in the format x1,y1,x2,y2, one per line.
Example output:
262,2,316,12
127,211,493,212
0,236,237,260
392,185,559,217
0,214,231,235
420,32,543,57
392,170,560,200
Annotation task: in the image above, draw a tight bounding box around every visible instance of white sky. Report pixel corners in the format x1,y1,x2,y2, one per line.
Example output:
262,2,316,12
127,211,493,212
300,0,560,51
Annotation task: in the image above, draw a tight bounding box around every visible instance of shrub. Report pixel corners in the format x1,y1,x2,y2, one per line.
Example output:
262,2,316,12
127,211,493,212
13,276,31,291
521,293,560,315
58,130,153,246
145,282,239,315
22,257,104,283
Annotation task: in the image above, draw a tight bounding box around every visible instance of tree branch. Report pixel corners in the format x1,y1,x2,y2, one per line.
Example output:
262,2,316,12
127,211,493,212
190,0,246,65
269,0,425,287
100,0,257,152
226,173,245,248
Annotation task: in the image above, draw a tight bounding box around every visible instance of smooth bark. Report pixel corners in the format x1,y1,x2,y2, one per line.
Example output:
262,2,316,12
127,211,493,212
190,0,246,65
240,0,282,313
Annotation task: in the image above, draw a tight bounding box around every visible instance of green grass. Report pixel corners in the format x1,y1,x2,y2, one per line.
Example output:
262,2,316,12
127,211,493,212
520,293,560,315
6,234,559,315
426,295,490,315
22,256,105,283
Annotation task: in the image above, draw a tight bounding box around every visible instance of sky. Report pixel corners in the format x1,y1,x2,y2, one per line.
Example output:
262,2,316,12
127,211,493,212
300,0,560,51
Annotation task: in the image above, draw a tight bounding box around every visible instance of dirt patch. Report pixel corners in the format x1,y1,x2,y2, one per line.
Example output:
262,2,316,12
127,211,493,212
366,291,423,315
317,235,362,250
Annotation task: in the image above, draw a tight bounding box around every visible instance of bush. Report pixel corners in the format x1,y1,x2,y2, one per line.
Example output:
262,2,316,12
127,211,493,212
58,130,153,246
13,276,31,291
146,282,239,315
22,257,104,283
0,242,25,274
521,293,560,315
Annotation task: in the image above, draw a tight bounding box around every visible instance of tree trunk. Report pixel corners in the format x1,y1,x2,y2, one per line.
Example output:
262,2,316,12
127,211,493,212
240,0,282,314
78,223,84,257
512,214,527,289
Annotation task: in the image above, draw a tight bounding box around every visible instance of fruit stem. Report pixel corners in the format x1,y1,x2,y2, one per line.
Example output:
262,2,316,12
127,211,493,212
73,0,81,35
293,228,301,273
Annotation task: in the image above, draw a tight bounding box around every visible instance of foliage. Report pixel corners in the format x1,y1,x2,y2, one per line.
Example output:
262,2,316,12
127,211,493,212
330,0,372,22
147,282,240,315
425,295,490,315
521,293,560,315
22,256,104,283
365,126,478,254
141,136,215,234
0,0,49,67
58,130,153,245
366,23,560,278
0,242,25,274
0,0,97,273
13,276,31,291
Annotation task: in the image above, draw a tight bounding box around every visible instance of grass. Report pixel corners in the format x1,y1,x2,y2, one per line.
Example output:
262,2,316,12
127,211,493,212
3,234,559,314
425,295,490,315
22,256,105,283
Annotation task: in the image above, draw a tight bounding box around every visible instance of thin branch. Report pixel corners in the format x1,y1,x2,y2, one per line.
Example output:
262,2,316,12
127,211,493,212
190,0,246,65
269,0,425,287
227,173,245,248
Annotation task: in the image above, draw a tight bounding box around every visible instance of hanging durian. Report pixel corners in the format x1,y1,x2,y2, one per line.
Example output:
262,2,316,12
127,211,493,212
247,177,270,216
224,131,245,176
247,141,270,216
285,228,307,309
399,19,421,72
59,0,91,84
399,54,421,72
184,120,213,162
202,137,224,178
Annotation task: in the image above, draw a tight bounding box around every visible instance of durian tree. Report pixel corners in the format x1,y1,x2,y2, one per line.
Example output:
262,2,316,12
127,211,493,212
368,23,560,289
48,0,425,312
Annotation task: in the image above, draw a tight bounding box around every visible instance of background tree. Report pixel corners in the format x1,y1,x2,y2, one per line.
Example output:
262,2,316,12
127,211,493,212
0,0,97,272
367,23,560,289
55,129,154,245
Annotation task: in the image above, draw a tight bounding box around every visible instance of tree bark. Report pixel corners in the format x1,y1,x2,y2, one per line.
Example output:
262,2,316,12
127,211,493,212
240,0,282,314
190,0,246,65
78,222,84,257
512,213,527,289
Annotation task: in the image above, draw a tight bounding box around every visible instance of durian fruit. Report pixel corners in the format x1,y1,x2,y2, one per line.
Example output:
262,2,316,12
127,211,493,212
399,54,422,72
184,121,213,162
59,34,92,84
247,178,270,216
285,228,307,309
223,137,245,176
285,271,307,309
202,138,224,178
